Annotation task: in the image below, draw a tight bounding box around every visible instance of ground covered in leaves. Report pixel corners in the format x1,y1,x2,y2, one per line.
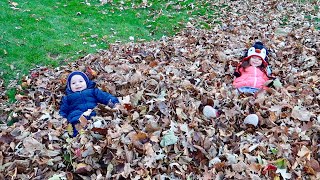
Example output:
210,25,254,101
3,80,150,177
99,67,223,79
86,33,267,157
0,0,320,179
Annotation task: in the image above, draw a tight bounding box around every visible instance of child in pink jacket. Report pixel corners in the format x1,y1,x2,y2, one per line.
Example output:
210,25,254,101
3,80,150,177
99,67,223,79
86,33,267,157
233,42,272,94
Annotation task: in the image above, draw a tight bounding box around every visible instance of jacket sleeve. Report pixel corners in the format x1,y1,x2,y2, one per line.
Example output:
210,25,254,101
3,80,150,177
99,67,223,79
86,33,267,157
94,88,120,107
59,96,69,118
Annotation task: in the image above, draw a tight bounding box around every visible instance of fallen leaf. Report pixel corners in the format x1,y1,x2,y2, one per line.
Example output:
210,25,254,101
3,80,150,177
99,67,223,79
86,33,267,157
297,145,311,159
131,131,149,150
160,131,178,147
23,137,44,155
75,163,92,174
291,106,312,121
276,169,291,179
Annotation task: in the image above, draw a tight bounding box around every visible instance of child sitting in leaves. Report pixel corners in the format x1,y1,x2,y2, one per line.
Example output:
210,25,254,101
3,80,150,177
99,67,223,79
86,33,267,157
59,71,120,137
233,42,275,94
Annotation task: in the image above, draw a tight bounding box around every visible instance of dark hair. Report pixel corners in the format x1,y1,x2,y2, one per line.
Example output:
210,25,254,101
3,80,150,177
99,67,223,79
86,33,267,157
240,58,267,73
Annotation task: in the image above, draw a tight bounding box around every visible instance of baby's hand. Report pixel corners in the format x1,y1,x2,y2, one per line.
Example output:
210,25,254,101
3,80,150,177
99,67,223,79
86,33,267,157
107,100,115,108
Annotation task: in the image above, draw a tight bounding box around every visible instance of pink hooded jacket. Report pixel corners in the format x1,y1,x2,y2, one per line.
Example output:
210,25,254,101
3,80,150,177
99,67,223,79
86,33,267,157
233,66,269,89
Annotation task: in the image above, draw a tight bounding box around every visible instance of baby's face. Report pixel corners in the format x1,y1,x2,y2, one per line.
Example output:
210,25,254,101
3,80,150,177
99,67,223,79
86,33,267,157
70,75,87,92
249,56,263,67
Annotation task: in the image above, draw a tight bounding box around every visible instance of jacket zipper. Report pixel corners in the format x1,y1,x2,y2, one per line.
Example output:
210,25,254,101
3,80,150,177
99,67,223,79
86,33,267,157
254,67,257,87
80,91,88,110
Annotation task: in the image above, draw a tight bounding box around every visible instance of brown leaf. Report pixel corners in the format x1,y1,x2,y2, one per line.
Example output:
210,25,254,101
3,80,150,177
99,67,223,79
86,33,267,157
0,134,15,144
91,127,108,135
23,137,44,155
286,85,297,92
301,121,313,132
213,162,226,171
291,106,312,122
15,94,28,101
0,151,3,166
130,131,149,150
86,66,98,79
66,172,73,180
304,165,316,175
13,160,30,173
297,145,311,159
145,122,160,133
148,60,158,67
308,159,320,172
75,163,92,174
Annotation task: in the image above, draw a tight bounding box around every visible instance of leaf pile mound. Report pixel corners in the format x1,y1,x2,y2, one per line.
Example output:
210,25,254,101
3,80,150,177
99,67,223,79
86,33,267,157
0,0,319,179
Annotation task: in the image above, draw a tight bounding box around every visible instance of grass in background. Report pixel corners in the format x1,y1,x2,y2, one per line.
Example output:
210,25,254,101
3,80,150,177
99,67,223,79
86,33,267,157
0,0,222,88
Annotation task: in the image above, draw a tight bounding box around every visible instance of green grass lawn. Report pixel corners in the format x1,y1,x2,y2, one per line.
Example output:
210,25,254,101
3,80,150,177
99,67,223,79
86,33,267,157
0,0,221,87
1,0,318,101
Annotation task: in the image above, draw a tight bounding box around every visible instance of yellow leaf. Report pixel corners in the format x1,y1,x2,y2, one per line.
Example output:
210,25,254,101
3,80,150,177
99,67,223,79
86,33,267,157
273,175,280,180
79,129,86,135
67,124,73,135
75,163,92,174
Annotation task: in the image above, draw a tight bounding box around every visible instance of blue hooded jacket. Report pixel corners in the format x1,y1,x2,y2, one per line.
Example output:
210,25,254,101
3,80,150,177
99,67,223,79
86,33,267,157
59,71,119,124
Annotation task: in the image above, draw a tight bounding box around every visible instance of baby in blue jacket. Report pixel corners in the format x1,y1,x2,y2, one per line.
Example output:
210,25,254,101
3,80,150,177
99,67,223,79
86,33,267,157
59,71,120,137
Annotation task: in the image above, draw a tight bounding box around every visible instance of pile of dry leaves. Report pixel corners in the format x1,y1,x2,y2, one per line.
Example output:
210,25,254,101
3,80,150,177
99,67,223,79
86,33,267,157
0,0,319,179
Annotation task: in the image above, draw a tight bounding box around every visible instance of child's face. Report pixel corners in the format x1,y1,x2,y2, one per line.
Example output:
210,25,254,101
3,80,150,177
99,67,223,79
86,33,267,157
70,75,87,92
249,56,262,67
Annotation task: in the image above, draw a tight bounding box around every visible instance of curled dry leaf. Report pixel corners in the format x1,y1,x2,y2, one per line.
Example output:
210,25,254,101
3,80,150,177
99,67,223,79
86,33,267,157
291,106,312,121
297,145,311,159
75,163,92,174
23,137,44,155
130,131,149,150
308,159,320,172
